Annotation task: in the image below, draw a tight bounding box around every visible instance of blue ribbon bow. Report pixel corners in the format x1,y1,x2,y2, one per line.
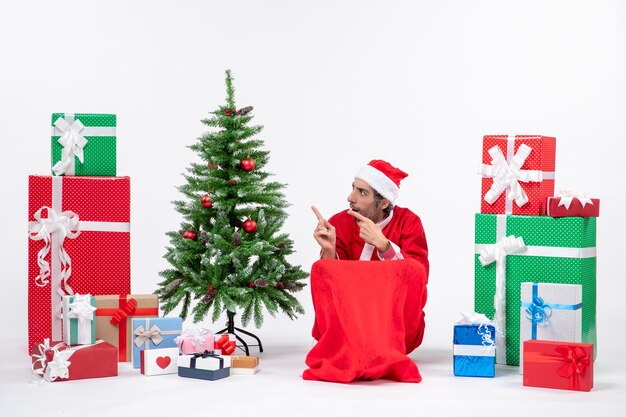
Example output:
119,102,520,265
521,282,582,340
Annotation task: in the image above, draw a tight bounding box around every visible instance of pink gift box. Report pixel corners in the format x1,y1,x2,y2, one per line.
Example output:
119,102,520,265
175,329,215,354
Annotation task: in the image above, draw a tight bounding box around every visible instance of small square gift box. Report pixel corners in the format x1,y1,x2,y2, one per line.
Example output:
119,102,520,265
523,340,593,392
174,328,215,354
140,347,179,376
228,355,259,375
546,190,600,218
131,317,183,369
31,339,118,382
178,352,231,381
95,294,159,362
51,113,117,176
453,313,496,377
519,282,582,373
62,294,96,345
213,333,237,355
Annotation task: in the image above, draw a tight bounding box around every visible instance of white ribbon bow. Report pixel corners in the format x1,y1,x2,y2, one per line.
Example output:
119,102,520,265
67,294,96,344
557,189,594,209
134,325,164,348
31,339,73,383
175,328,213,349
479,144,543,208
478,235,526,360
456,311,492,325
52,117,89,176
28,206,80,294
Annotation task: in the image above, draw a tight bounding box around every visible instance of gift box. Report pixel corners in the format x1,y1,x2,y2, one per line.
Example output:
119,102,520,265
214,333,237,355
174,328,215,355
478,135,556,215
31,339,118,382
228,355,259,375
140,347,179,376
51,113,116,176
547,194,600,218
132,317,183,368
474,213,596,365
178,352,231,381
453,324,496,377
95,294,159,362
28,175,131,353
519,282,582,373
62,294,96,345
523,340,593,391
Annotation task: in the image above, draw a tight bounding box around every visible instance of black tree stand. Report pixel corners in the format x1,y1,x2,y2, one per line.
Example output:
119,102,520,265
215,310,263,356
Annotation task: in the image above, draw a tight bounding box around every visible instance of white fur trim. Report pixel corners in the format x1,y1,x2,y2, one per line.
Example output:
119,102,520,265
355,164,400,203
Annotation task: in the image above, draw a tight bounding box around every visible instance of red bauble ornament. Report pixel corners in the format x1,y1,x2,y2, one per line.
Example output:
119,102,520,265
248,282,255,288
209,285,214,290
201,194,213,208
225,109,231,116
228,179,237,186
183,229,197,240
242,218,257,233
240,157,255,172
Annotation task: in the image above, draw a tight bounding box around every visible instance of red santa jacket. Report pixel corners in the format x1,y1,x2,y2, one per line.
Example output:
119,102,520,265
328,206,429,278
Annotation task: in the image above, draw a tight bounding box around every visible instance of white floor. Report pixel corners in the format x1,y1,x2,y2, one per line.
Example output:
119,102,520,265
2,336,624,417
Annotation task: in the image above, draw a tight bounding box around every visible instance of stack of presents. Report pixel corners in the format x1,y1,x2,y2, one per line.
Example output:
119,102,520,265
28,113,259,383
453,135,598,392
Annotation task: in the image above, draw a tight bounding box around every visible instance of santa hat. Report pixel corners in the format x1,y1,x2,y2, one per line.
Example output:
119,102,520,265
355,160,408,204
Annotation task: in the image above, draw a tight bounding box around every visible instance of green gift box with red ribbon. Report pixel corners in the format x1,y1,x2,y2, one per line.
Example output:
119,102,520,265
94,294,159,362
474,213,596,366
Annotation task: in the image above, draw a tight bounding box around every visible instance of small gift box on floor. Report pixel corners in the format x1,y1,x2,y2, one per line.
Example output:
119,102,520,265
453,313,496,377
546,190,600,218
131,317,183,368
63,294,96,345
214,333,236,355
523,340,593,392
31,339,118,382
519,282,583,373
174,328,214,354
95,294,159,362
178,352,231,381
140,347,179,376
228,355,259,375
51,113,117,176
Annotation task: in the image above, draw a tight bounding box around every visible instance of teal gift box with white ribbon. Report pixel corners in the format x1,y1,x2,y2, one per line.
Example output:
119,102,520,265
62,294,96,346
131,317,183,369
51,113,116,176
519,282,582,373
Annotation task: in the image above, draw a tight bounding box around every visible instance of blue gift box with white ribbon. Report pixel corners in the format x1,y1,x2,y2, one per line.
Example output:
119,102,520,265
453,323,496,377
131,317,183,369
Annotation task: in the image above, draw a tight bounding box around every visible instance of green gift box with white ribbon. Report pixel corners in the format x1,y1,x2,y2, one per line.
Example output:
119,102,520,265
51,113,116,176
474,213,596,366
62,294,97,346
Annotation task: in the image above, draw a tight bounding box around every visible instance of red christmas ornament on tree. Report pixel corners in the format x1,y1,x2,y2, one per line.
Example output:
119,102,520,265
242,218,257,233
209,285,214,290
240,157,255,172
201,194,213,208
183,229,197,240
248,282,255,288
225,109,231,116
228,179,237,186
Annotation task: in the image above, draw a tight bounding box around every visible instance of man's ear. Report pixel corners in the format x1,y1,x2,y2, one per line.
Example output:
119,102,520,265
380,199,390,210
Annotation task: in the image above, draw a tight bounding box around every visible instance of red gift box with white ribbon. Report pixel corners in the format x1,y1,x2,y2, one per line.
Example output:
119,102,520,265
478,135,556,215
28,176,131,353
546,190,600,218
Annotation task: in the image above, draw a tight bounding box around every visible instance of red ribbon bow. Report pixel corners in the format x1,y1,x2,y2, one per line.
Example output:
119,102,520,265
110,298,138,326
215,334,236,355
555,345,589,390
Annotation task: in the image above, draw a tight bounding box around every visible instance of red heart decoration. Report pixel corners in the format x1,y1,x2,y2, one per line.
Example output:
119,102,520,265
156,356,171,369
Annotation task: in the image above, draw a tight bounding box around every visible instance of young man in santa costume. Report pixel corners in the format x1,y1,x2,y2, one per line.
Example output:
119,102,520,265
312,159,429,275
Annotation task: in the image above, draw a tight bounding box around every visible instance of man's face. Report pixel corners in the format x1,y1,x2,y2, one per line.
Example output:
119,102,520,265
347,179,388,223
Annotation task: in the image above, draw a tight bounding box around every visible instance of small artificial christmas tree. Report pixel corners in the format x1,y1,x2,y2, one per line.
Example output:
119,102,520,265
157,70,307,336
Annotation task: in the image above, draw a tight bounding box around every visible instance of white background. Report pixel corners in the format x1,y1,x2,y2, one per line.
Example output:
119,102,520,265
1,1,625,415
